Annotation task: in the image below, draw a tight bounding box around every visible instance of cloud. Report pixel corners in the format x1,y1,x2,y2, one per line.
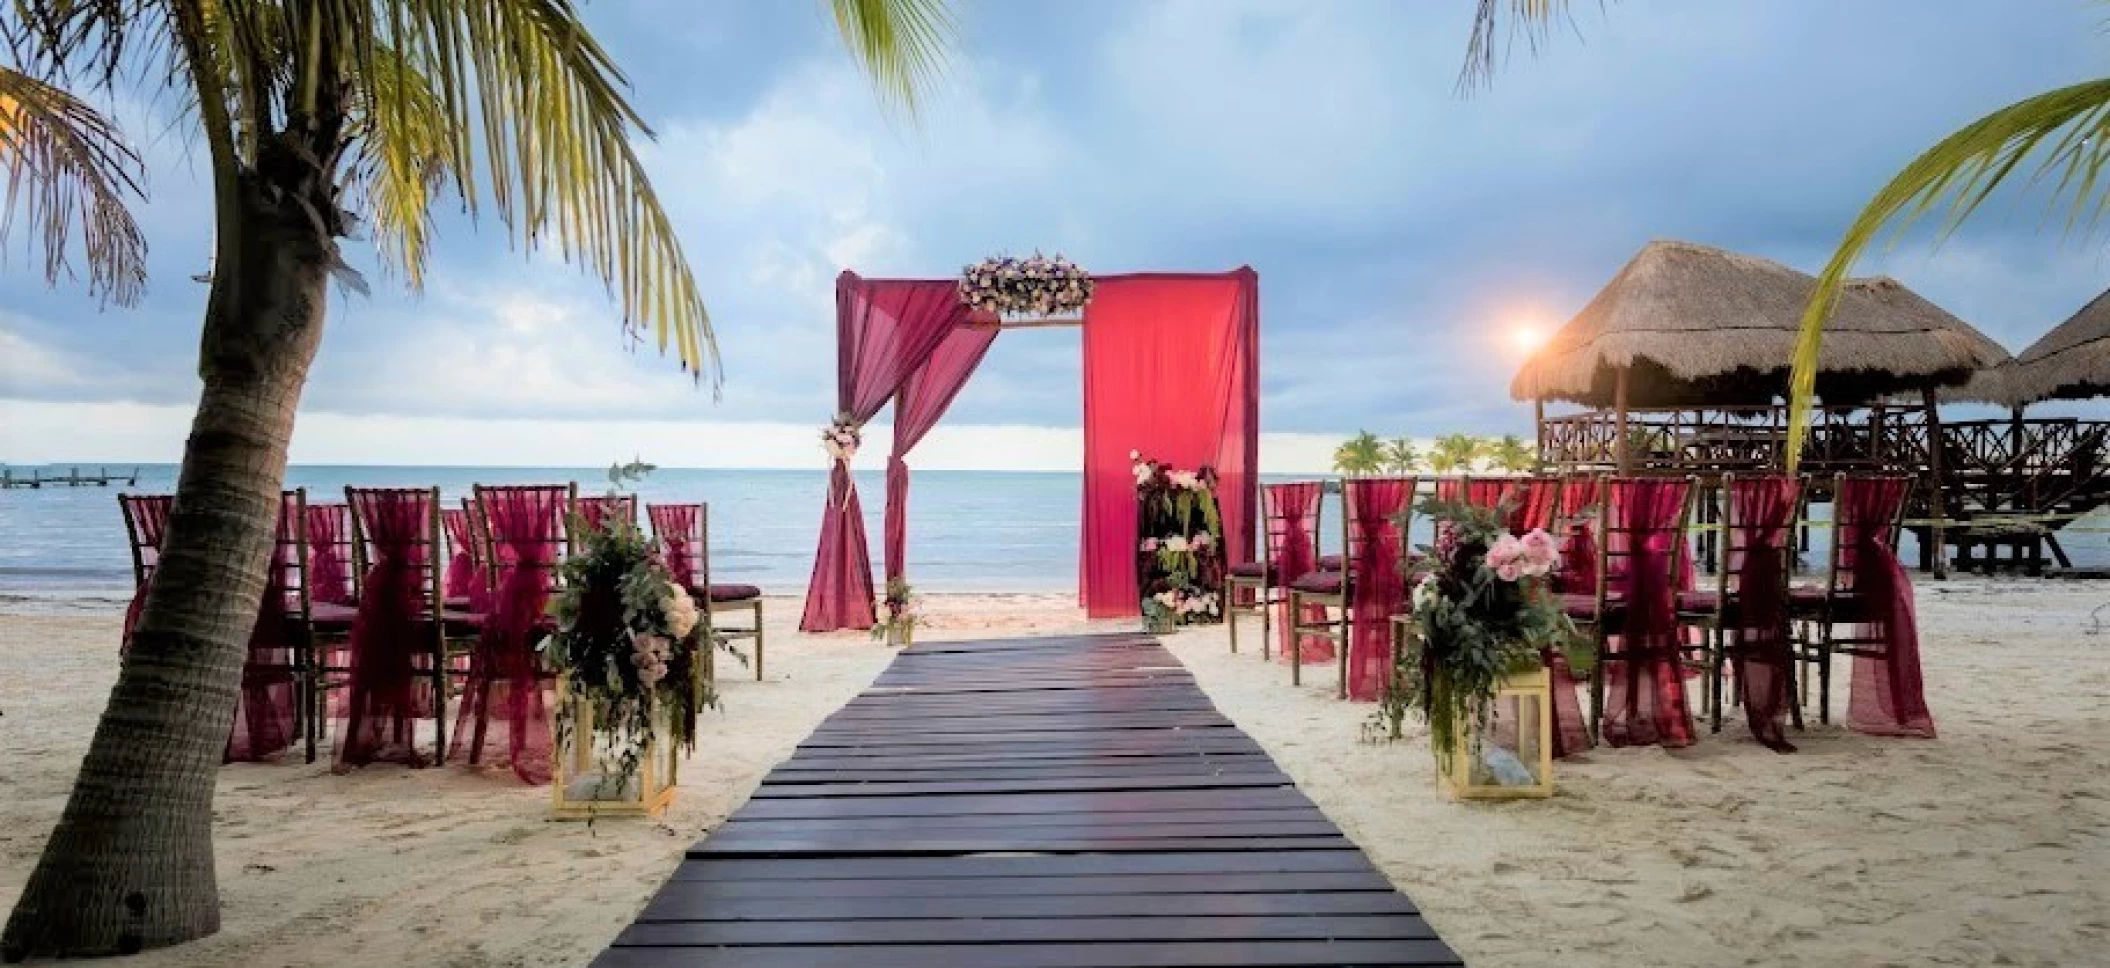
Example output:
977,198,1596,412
3,0,2106,468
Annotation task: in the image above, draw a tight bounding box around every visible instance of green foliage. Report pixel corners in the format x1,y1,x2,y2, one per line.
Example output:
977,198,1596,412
1429,433,1484,475
1384,437,1421,474
1333,430,1385,476
1488,434,1535,473
1380,497,1573,774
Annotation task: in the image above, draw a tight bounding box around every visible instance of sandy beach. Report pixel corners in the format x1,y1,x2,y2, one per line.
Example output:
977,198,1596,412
3,581,2106,967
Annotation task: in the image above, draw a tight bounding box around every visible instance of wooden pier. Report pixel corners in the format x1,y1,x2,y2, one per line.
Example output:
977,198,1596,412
0,466,140,489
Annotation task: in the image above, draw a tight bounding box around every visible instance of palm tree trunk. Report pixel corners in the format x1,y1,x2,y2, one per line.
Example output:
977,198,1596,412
2,166,332,960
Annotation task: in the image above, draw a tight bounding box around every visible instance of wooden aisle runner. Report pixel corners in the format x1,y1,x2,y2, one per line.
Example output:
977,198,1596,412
592,633,1466,968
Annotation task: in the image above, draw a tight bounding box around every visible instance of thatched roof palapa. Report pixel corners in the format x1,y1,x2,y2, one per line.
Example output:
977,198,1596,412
1512,240,2012,408
1970,288,2110,406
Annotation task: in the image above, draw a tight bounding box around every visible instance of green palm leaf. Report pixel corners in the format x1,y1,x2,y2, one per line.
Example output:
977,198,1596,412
0,65,146,306
1790,77,2110,468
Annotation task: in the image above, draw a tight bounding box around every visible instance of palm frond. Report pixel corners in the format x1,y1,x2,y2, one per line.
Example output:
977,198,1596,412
1790,77,2110,469
346,43,449,285
1457,0,1584,94
0,64,147,305
828,0,952,116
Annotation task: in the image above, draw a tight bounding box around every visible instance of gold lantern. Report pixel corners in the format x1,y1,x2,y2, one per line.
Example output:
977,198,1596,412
550,680,680,821
1439,666,1555,800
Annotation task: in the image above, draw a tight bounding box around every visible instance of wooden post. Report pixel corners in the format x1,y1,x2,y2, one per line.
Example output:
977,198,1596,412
1922,388,1947,580
1534,398,1546,473
1614,368,1632,476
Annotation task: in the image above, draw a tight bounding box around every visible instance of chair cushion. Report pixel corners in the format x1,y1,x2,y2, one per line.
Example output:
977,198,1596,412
704,583,763,603
1289,571,1343,594
1227,561,1270,580
1560,592,1626,621
1788,584,1827,605
308,601,359,630
1317,554,1345,571
1676,590,1720,613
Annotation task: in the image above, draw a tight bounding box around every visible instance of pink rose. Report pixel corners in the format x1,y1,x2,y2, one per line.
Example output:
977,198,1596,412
1495,561,1521,582
1141,538,1159,552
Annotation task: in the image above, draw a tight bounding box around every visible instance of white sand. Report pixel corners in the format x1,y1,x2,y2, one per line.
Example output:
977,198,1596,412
2,583,2106,967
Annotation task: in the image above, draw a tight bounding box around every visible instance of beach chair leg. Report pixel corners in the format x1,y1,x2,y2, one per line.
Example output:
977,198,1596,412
1336,607,1350,701
1288,592,1302,687
752,600,765,680
1588,634,1606,743
1226,580,1239,654
1260,586,1272,662
1709,633,1724,734
1784,648,1805,732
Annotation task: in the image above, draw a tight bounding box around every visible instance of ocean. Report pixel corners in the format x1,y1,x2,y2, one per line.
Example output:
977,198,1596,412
3,464,2103,614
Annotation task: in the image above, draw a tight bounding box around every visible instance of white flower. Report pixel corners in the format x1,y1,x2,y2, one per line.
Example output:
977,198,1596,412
1190,533,1213,548
1169,470,1199,491
663,586,699,639
1164,535,1189,553
1129,449,1141,461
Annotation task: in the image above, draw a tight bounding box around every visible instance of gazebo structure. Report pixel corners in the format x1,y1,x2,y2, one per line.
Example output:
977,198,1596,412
1940,289,2110,572
1517,239,2040,574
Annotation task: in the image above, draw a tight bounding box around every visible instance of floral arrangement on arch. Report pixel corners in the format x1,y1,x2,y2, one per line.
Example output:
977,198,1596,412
958,253,1095,318
1380,497,1573,771
542,504,711,806
820,415,860,463
1133,451,1224,630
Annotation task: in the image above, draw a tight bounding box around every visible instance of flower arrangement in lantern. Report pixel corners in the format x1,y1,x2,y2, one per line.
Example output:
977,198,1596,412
1133,451,1224,633
1382,498,1572,799
871,577,924,647
542,509,713,820
958,252,1095,319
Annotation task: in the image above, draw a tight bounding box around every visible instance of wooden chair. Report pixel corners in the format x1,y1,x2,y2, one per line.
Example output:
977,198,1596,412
1224,481,1326,658
1674,474,1805,735
1563,477,1695,741
117,493,174,646
1287,477,1417,697
1502,477,1564,535
647,502,764,681
346,486,468,763
573,494,639,536
1791,473,1914,724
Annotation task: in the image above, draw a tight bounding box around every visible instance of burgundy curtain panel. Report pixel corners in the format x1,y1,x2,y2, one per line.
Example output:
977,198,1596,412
1081,270,1260,618
885,324,1000,586
1839,477,1937,739
801,275,983,632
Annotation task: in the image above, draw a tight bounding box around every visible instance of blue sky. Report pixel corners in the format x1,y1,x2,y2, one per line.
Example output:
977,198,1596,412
2,0,2107,469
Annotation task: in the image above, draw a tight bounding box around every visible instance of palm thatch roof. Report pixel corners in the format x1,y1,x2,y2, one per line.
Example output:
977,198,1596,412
1963,289,2110,406
1512,240,2013,408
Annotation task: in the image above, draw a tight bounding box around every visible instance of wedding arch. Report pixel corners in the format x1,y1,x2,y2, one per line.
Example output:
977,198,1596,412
800,266,1260,631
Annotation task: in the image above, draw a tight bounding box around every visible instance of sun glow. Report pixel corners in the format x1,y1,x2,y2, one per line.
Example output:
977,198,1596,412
1509,324,1546,355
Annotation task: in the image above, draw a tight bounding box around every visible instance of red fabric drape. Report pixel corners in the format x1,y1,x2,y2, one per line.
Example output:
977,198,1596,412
1345,478,1413,701
576,495,637,533
227,493,300,763
1260,482,1329,663
1081,271,1259,617
1601,478,1697,749
1435,478,1506,509
442,507,479,605
119,494,173,646
649,503,706,592
337,489,437,771
305,503,354,606
1555,478,1601,595
1839,477,1936,738
885,323,1000,585
1726,476,1800,752
1505,478,1561,534
454,486,564,783
802,275,983,631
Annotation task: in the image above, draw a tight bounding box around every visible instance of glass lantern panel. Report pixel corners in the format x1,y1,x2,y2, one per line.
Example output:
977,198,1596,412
1469,691,1547,788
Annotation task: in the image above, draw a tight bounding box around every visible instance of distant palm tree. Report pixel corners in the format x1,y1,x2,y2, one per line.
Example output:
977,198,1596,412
0,0,953,958
1383,437,1421,474
1333,431,1386,476
1463,2,2110,468
1429,433,1483,475
1488,434,1536,473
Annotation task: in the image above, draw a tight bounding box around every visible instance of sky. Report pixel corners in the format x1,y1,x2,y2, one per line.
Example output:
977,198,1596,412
2,0,2107,471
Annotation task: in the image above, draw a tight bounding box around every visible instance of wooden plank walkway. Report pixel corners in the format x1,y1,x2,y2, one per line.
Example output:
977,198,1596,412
594,632,1466,968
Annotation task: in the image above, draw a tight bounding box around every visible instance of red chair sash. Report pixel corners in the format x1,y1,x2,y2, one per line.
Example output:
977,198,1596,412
1601,478,1696,749
338,489,437,771
1726,476,1799,752
1345,478,1413,702
1839,477,1936,738
453,486,565,784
